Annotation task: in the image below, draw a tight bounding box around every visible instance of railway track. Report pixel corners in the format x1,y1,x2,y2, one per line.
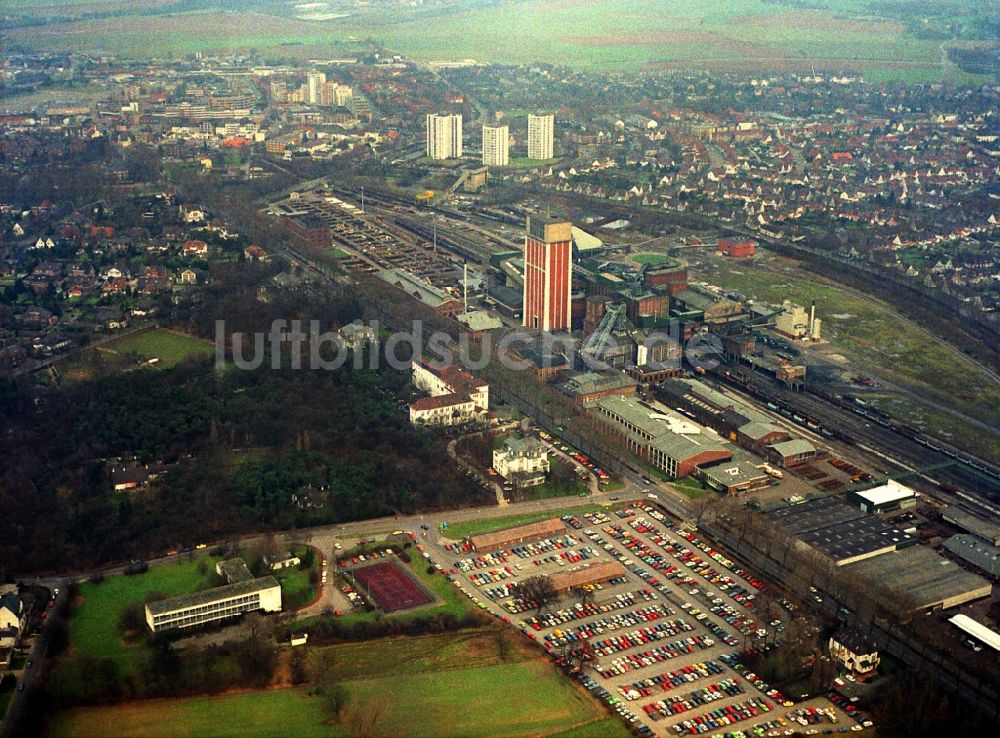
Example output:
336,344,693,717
710,366,1000,521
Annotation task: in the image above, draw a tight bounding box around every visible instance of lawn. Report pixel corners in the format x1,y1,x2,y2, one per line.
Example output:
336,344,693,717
507,157,561,169
443,504,606,540
68,558,221,667
276,565,316,610
52,631,613,738
512,477,590,502
670,476,712,500
109,328,215,368
547,718,633,738
632,253,673,266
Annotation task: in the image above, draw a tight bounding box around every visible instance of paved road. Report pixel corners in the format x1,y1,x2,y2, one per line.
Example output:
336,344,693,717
1,586,69,738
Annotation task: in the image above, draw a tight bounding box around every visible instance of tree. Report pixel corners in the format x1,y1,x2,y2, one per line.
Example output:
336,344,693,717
290,647,308,685
515,575,558,615
494,626,512,661
345,693,388,737
117,602,146,636
318,682,350,720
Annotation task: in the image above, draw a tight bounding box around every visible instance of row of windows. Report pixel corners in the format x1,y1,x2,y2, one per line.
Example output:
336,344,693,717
152,594,261,625
152,601,259,632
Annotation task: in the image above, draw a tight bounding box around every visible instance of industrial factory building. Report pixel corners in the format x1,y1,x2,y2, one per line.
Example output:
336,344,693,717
845,545,992,611
590,395,732,479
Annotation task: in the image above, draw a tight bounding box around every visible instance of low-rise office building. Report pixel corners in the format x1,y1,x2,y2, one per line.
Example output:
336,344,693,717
145,576,282,633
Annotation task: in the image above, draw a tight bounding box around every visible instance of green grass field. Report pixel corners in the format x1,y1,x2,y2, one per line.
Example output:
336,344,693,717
51,629,624,738
68,558,221,667
632,253,673,266
507,157,561,169
110,328,215,368
443,504,606,540
52,661,618,738
671,476,712,500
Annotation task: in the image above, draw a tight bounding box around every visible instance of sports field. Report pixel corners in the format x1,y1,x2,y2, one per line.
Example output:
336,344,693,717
353,560,432,612
2,0,988,83
109,328,215,368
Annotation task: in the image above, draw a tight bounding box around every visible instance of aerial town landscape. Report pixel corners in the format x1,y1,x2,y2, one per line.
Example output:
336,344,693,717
0,1,998,737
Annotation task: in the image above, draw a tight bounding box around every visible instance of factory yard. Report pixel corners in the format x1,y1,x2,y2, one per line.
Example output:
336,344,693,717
436,502,873,738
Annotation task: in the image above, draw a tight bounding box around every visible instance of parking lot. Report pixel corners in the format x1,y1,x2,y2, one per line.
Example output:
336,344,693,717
438,502,874,737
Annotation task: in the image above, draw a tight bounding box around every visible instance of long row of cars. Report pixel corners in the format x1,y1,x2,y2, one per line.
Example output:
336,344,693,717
442,502,858,737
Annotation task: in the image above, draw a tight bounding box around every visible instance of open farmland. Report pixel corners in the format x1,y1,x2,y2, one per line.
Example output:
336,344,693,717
1,0,986,83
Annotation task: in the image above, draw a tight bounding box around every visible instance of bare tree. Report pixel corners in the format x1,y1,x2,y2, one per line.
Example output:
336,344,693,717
345,694,389,737
515,575,559,615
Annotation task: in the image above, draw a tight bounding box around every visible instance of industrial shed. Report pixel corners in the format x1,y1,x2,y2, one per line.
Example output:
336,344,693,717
766,496,867,535
942,535,1000,579
844,545,992,611
799,516,915,566
941,507,1000,546
948,614,1000,654
846,480,917,513
468,517,566,552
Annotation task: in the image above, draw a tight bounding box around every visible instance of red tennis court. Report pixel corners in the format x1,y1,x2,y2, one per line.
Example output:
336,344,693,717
354,560,432,612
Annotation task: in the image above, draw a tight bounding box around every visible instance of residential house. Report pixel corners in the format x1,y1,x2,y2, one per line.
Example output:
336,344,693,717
243,244,270,263
409,360,490,428
263,551,301,571
182,239,209,258
829,628,880,678
493,437,550,487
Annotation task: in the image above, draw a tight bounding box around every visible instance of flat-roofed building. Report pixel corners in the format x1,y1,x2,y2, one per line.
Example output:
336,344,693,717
844,544,991,611
468,517,567,552
700,459,771,495
145,577,281,633
549,561,625,592
523,215,573,332
426,113,463,160
941,507,1000,546
847,479,917,513
527,113,554,160
948,614,1000,654
482,124,509,166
